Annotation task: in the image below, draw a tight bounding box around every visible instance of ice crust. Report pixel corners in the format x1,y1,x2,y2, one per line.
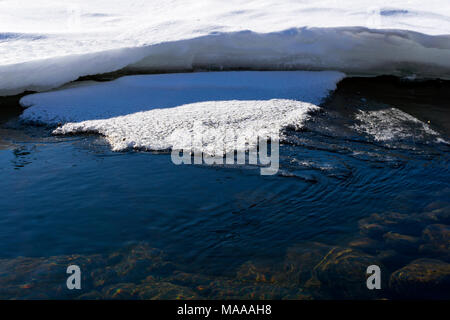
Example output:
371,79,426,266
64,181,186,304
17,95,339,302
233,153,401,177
352,108,443,143
53,99,319,153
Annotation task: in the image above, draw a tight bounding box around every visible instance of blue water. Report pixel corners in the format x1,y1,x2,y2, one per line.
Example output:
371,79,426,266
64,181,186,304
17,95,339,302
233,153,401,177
0,77,449,298
1,133,367,273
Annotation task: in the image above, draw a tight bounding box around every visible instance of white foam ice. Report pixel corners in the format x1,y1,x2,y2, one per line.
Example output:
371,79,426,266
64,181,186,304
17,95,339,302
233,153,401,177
53,99,319,153
1,0,450,95
352,107,444,143
20,71,342,153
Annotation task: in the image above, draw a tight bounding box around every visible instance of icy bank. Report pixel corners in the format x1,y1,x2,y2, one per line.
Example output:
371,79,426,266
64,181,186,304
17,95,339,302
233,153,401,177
20,71,343,152
113,28,450,79
1,0,450,95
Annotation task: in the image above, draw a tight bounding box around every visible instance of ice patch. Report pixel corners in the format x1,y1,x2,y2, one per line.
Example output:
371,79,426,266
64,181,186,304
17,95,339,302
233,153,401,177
352,107,443,143
53,99,318,153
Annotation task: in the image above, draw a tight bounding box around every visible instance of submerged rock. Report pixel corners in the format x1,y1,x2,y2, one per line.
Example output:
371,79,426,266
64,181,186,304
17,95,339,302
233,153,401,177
282,242,332,286
102,283,140,299
137,281,199,300
168,271,213,290
383,232,420,255
359,212,422,238
205,277,310,300
359,223,388,239
389,258,450,299
419,224,450,261
0,254,105,299
0,243,179,299
422,207,450,225
236,260,279,283
376,250,411,273
309,247,385,299
91,243,176,288
77,291,103,300
348,237,383,254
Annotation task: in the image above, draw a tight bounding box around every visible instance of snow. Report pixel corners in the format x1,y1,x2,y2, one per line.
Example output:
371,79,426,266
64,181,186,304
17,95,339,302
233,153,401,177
1,0,450,95
53,99,318,153
20,71,343,152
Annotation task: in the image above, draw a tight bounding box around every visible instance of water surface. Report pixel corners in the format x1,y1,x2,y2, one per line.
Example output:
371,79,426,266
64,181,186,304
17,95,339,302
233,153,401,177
0,76,449,299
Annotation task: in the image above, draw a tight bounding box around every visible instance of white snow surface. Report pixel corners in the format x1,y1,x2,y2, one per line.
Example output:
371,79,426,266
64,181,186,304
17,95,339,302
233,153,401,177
20,71,343,152
53,99,318,153
1,0,450,95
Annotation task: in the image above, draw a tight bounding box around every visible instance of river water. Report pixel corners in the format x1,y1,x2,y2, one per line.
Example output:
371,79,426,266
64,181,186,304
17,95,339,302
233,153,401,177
0,76,449,299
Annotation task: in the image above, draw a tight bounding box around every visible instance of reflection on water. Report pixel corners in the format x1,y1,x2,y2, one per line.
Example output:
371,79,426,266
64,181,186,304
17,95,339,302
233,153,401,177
0,77,449,299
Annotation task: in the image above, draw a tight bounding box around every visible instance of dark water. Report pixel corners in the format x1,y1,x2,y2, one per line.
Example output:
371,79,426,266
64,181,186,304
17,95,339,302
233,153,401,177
0,77,449,299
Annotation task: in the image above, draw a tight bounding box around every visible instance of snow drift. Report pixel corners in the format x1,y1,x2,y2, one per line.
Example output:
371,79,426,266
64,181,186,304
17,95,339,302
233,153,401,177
1,0,450,95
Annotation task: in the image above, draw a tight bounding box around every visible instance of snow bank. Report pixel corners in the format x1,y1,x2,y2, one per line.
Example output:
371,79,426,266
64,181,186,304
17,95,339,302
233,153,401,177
20,71,342,152
1,0,450,95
